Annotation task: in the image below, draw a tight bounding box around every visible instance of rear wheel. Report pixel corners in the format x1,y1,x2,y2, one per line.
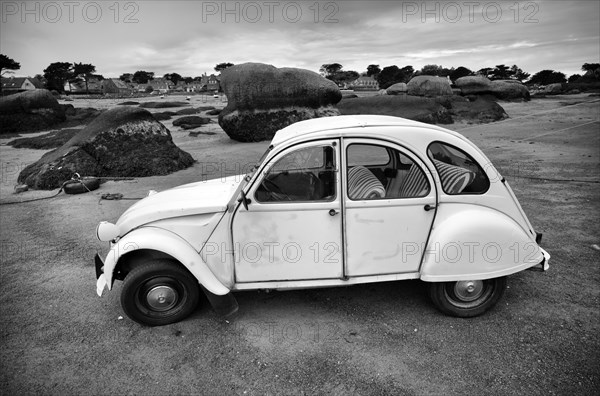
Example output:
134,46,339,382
429,277,507,318
121,260,200,326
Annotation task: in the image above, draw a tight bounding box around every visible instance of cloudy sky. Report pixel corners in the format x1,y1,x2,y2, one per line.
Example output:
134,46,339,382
1,0,599,79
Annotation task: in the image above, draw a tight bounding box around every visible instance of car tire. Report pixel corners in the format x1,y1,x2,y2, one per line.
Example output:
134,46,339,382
121,260,201,326
428,277,507,318
62,177,100,194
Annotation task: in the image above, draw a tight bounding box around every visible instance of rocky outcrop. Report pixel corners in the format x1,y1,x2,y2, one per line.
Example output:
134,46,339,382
448,97,508,123
386,83,408,95
407,76,453,97
18,107,194,189
340,90,358,99
544,83,564,94
0,89,66,134
139,101,190,109
218,63,342,142
173,116,211,129
337,94,508,125
337,95,453,124
455,76,530,101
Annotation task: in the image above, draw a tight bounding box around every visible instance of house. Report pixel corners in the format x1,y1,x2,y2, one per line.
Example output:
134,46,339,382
172,80,188,92
200,74,221,92
102,78,133,95
150,78,172,93
1,77,43,91
185,82,204,92
131,78,172,93
64,77,103,94
349,76,380,91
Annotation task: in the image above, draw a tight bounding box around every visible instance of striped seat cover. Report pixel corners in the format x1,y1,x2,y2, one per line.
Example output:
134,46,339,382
347,166,385,200
433,159,475,194
399,164,430,198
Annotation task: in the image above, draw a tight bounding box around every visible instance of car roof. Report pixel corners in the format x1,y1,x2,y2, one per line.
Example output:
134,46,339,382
271,115,461,147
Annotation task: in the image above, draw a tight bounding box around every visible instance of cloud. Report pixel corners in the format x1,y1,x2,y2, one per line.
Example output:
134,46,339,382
1,1,598,78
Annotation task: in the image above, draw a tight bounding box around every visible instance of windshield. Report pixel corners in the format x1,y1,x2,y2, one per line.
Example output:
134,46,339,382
227,145,273,210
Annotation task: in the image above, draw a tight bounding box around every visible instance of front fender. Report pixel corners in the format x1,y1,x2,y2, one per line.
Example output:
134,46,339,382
102,227,230,295
420,205,547,282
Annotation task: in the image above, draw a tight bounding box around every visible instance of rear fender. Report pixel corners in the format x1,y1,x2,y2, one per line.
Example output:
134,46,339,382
102,227,230,295
420,205,546,282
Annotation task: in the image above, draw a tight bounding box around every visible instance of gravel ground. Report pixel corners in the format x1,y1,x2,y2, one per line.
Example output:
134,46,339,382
0,94,598,395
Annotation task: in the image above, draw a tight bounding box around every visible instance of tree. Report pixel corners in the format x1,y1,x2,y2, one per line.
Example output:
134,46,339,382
366,64,381,77
0,54,20,77
568,74,582,83
33,74,47,88
582,63,600,73
490,64,510,80
449,66,472,82
476,67,494,79
132,70,154,84
317,64,358,86
420,64,442,76
164,73,183,85
580,63,600,81
319,63,343,78
119,73,133,83
214,63,234,73
43,62,74,92
528,70,567,85
376,65,411,89
331,70,360,86
419,64,451,77
400,65,415,79
73,62,96,93
183,77,194,84
510,65,530,82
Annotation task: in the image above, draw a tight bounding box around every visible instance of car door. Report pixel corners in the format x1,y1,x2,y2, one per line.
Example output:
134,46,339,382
232,139,343,282
343,139,436,276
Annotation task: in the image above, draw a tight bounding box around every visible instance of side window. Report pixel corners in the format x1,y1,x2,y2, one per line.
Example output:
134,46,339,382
255,145,336,203
346,144,430,200
427,142,490,194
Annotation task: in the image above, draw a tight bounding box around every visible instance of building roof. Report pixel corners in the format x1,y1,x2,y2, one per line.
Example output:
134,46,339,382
109,78,130,89
354,76,377,82
1,77,42,89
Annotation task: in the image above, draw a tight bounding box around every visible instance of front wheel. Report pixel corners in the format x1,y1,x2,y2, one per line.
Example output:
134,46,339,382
121,260,201,326
428,277,507,318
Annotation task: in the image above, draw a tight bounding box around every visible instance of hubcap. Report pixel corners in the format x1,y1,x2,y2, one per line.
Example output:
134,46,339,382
454,280,484,302
146,285,178,311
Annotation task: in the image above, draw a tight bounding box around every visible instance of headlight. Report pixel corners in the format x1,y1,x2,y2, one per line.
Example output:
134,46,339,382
96,221,120,242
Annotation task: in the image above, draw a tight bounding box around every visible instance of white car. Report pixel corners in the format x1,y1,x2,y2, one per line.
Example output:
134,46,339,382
95,115,549,326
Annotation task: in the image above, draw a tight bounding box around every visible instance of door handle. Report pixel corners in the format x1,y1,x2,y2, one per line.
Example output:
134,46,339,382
329,209,339,216
424,204,436,211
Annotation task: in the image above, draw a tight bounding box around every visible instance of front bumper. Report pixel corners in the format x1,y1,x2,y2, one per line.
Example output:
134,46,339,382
95,253,108,296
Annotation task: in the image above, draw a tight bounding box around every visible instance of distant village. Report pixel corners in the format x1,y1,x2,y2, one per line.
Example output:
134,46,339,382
0,73,381,96
0,73,225,96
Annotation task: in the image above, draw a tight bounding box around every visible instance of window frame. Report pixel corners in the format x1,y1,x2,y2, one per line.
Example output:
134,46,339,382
253,141,339,204
345,141,432,201
426,141,490,196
